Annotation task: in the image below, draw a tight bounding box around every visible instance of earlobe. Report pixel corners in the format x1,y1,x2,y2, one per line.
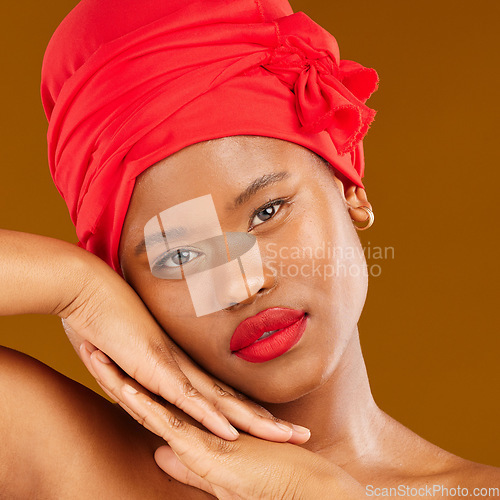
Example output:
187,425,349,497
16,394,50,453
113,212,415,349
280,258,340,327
336,176,374,229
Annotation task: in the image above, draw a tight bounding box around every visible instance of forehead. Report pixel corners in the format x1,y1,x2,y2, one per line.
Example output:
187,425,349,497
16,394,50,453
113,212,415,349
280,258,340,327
129,136,320,216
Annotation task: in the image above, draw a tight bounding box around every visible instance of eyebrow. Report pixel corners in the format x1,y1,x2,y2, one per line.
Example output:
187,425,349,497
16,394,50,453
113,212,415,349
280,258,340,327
134,172,290,256
134,225,187,256
230,171,290,209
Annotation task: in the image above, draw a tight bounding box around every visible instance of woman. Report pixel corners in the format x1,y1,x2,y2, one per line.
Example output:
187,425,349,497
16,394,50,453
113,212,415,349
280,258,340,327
1,0,499,498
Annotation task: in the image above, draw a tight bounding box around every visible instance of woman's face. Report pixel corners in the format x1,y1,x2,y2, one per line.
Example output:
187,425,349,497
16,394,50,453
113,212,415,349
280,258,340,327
119,136,368,403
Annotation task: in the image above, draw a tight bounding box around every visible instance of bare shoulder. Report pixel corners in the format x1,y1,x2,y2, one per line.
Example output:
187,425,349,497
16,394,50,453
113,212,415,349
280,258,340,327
444,457,500,494
360,410,500,497
409,434,500,497
0,345,214,499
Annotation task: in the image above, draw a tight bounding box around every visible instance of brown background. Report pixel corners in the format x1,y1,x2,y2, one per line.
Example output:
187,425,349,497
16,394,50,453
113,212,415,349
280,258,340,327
0,1,499,466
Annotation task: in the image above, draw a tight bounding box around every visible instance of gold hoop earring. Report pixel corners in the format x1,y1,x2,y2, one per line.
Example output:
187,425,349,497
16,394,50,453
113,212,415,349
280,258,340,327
352,206,374,231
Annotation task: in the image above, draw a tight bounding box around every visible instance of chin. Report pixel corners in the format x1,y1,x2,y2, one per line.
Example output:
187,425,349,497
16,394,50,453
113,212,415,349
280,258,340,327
251,381,320,405
236,362,327,405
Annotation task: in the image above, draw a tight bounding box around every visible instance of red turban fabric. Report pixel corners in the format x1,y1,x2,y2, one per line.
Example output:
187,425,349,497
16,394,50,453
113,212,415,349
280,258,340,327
41,0,379,275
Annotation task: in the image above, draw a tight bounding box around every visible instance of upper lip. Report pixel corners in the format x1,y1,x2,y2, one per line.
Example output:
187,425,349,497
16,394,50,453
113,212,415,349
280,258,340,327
230,307,306,352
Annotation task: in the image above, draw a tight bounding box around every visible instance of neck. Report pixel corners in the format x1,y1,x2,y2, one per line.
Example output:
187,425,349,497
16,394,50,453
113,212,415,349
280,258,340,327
262,326,386,466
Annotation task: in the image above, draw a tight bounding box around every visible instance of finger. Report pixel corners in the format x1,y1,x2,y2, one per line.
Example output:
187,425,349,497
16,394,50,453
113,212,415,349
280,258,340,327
155,447,241,500
78,341,99,379
89,349,209,433
94,378,144,424
61,318,87,355
120,384,243,490
79,343,144,422
69,301,295,443
122,386,287,500
110,362,284,499
175,354,311,444
83,340,308,444
205,379,311,445
80,342,121,403
80,342,115,401
89,350,161,410
154,446,215,496
109,334,240,441
64,278,242,442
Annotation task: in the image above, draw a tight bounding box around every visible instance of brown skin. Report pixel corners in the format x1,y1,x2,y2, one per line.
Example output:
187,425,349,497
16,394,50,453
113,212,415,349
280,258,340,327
1,136,498,497
120,136,368,406
0,345,206,499
117,136,499,491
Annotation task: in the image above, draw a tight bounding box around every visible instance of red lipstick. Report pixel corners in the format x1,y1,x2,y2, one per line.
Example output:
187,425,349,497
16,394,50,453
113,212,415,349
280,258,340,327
230,307,308,363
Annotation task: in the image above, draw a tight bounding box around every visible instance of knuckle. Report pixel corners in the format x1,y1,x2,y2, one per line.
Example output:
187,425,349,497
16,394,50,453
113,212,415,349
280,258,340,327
230,391,250,402
140,412,161,436
136,339,177,390
148,337,173,360
167,413,185,430
181,380,201,400
225,390,274,417
279,478,302,500
207,434,235,457
263,414,282,424
145,338,172,368
254,406,274,418
265,466,300,499
213,383,231,398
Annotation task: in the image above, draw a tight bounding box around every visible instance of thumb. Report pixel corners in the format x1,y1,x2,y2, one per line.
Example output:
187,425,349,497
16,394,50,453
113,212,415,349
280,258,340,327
121,387,248,496
154,446,215,495
155,446,242,500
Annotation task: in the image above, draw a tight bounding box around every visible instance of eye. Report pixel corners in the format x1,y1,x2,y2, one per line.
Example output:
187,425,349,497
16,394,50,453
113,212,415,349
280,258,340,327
154,248,201,269
249,200,285,230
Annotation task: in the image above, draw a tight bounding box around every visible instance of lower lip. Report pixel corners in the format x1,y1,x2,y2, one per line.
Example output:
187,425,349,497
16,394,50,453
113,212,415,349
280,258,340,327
233,314,308,363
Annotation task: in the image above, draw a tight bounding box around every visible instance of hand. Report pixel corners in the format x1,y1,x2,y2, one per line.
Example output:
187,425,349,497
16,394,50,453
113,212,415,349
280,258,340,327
60,249,311,444
0,229,308,444
154,435,365,500
83,346,365,499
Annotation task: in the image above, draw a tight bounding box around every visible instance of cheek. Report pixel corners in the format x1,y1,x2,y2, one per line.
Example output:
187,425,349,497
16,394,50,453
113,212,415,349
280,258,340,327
265,184,368,320
133,279,230,365
321,203,369,334
135,276,194,316
132,277,199,337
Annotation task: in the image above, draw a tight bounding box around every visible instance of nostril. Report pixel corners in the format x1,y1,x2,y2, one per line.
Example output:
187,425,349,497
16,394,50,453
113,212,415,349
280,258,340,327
223,286,270,311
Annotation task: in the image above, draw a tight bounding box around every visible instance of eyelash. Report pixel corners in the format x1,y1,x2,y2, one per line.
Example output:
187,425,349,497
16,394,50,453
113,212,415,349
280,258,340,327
152,198,289,271
248,198,288,231
154,248,200,270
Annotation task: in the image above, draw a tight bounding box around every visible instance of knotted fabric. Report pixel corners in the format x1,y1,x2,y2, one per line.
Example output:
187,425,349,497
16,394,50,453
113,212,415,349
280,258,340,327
41,0,379,274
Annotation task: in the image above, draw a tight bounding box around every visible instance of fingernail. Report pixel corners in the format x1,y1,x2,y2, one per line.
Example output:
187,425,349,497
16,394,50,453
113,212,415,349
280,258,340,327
95,351,111,364
275,422,293,434
81,342,96,355
228,424,239,437
292,424,311,436
123,384,138,395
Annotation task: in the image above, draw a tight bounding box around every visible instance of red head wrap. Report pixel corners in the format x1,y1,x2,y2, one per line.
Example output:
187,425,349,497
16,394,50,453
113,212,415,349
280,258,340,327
41,0,379,274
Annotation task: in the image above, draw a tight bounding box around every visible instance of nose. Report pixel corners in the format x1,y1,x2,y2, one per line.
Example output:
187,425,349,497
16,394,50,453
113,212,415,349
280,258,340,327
214,231,279,310
220,260,277,310
185,232,276,316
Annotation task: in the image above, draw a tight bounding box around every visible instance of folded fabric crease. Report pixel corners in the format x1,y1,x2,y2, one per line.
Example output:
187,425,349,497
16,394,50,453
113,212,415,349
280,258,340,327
41,0,379,274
